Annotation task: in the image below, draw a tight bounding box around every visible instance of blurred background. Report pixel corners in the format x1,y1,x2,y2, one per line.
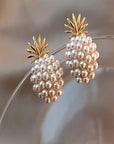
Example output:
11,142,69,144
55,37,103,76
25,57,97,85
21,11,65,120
0,0,114,144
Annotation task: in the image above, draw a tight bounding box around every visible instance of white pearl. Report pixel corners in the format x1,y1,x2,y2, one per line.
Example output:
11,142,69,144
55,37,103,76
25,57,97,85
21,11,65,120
34,60,39,65
67,51,72,59
89,43,96,52
47,65,53,73
45,97,51,103
66,61,69,68
70,70,75,77
70,42,76,49
54,82,60,90
65,51,68,57
30,67,35,74
39,81,45,89
59,78,64,86
76,77,82,83
83,46,89,54
49,55,55,62
89,72,95,79
46,81,52,89
38,93,42,98
96,51,99,59
81,70,88,77
74,69,81,77
40,64,46,72
42,90,48,97
93,62,98,70
52,96,58,102
78,52,84,60
73,59,79,68
85,55,92,63
72,50,77,58
75,36,81,43
39,58,44,64
76,42,82,51
80,33,86,39
51,74,57,82
68,61,73,69
56,71,61,78
66,43,71,50
43,54,49,59
45,58,51,65
82,37,88,45
70,37,75,42
91,53,97,61
55,60,60,66
59,67,64,75
43,72,49,81
80,61,86,69
83,77,89,83
49,89,55,97
34,64,40,72
88,64,94,72
57,90,62,96
33,84,40,92
30,74,37,83
37,72,42,81
86,36,92,43
53,62,59,70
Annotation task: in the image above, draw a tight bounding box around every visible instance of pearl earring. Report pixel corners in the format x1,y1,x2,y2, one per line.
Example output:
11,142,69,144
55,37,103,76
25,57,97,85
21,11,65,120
64,13,99,83
26,36,64,103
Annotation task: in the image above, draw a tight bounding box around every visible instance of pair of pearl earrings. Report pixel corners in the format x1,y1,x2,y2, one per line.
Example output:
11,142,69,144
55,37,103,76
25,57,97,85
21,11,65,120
26,13,99,103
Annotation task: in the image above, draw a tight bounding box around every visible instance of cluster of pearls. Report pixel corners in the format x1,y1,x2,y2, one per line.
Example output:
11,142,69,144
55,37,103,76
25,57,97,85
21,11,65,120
65,33,99,83
30,54,64,103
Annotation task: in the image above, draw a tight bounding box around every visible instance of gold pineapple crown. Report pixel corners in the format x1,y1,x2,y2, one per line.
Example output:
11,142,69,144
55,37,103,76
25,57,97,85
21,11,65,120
64,13,88,38
26,36,49,63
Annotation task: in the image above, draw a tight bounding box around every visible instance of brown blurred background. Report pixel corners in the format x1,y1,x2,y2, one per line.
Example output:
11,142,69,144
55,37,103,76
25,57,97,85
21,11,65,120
0,0,114,144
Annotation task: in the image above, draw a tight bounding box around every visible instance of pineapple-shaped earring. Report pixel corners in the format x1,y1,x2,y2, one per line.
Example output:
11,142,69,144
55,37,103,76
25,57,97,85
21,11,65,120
26,36,64,103
64,13,99,83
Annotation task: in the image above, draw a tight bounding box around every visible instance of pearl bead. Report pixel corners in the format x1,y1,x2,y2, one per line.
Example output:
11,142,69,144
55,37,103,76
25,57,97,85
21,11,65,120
39,58,44,64
70,70,75,77
51,74,57,82
43,72,49,81
47,65,53,73
49,89,55,97
66,43,71,50
57,90,62,96
38,93,42,98
93,62,98,70
78,52,84,60
80,61,86,69
45,58,51,65
43,54,49,59
52,96,58,102
40,64,46,72
85,55,92,63
83,77,89,83
76,42,82,51
72,50,77,58
70,37,75,42
75,69,81,77
76,77,82,83
59,78,64,86
67,51,72,59
91,53,97,61
34,60,39,65
50,55,55,62
81,70,88,77
42,90,48,97
37,72,42,81
68,61,73,69
59,67,64,75
83,46,89,54
70,42,76,49
86,36,92,43
30,67,35,74
56,71,61,78
54,82,60,90
65,51,68,57
30,74,37,83
46,81,52,89
88,64,94,72
96,51,99,59
89,72,95,79
80,33,86,39
45,97,51,103
33,84,40,92
73,59,79,68
53,61,59,70
89,43,96,52
66,61,69,68
82,37,88,45
34,64,40,72
75,36,81,43
39,81,45,89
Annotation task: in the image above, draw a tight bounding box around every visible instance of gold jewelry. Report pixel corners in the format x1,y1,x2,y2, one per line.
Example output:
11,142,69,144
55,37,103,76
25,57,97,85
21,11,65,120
26,36,64,103
64,13,99,83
